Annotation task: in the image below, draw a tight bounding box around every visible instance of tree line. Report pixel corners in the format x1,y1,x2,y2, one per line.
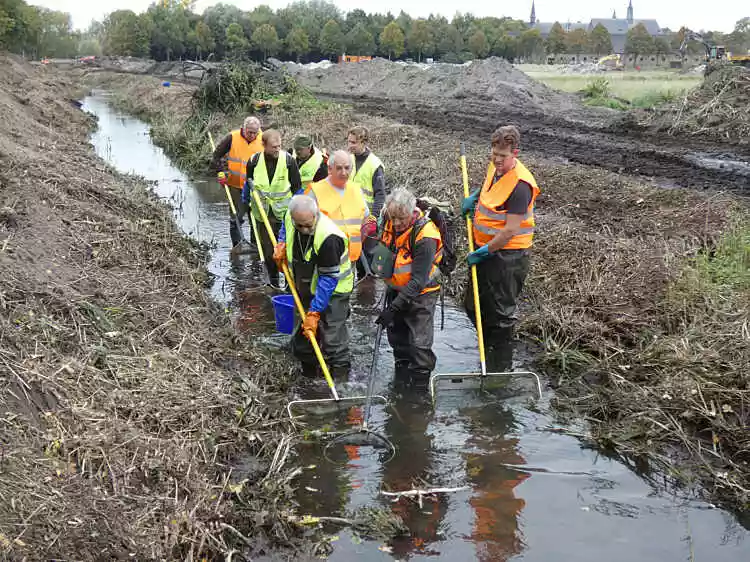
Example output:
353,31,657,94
2,0,749,64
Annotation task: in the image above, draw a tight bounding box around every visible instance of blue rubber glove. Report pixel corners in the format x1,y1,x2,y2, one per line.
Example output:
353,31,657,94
467,245,491,266
241,179,253,205
310,275,337,313
278,220,286,243
461,189,481,216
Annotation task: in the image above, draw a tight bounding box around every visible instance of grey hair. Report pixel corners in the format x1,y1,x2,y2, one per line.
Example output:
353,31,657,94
385,188,416,218
243,116,261,130
289,194,319,217
329,149,351,168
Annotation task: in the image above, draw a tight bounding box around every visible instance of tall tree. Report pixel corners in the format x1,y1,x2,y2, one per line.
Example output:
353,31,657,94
345,22,374,55
546,22,566,55
566,28,589,54
195,20,215,60
147,2,190,61
408,19,431,62
468,29,489,59
319,18,344,59
436,22,463,59
379,20,404,59
625,22,655,65
225,22,248,57
251,23,280,60
102,10,150,57
589,23,612,55
520,28,545,61
286,26,310,61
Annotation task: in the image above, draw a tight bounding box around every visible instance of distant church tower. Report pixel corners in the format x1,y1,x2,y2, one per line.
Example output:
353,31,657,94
530,0,537,26
626,0,634,24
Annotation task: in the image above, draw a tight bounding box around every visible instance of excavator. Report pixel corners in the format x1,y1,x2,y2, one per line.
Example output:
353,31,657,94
596,53,624,71
678,30,750,67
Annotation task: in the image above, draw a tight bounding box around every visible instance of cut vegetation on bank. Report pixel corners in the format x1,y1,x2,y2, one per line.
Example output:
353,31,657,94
0,54,319,561
83,59,750,516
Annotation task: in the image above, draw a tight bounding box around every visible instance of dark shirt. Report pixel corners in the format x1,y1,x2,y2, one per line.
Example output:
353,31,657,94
210,133,233,171
246,152,302,193
490,177,532,215
292,231,345,271
354,148,386,216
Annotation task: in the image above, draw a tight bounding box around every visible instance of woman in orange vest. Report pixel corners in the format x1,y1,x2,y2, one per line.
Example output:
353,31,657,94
460,125,540,372
210,116,263,247
375,189,443,384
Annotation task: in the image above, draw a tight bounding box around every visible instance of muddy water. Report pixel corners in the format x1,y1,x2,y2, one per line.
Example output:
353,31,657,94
83,92,750,561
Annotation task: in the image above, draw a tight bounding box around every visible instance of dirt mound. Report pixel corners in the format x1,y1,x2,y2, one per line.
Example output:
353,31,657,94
637,64,750,145
289,57,577,113
0,54,303,560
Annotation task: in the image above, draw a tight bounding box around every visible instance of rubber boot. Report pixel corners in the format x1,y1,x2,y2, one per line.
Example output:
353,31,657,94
487,326,514,373
408,368,431,395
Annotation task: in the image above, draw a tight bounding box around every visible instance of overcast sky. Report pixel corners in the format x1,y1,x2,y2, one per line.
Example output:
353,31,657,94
30,0,747,34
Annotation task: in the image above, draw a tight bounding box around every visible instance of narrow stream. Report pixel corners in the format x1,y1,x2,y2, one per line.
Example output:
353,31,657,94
83,91,749,561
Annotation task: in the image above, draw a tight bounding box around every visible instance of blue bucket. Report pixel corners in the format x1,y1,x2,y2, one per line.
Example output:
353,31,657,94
271,294,295,334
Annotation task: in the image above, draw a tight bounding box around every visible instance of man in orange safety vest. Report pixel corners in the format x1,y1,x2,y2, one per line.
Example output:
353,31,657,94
461,125,540,372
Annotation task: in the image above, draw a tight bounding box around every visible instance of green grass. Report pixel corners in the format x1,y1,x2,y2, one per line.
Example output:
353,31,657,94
518,66,701,102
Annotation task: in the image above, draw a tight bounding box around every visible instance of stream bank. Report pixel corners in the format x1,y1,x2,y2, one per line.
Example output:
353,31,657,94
0,54,307,561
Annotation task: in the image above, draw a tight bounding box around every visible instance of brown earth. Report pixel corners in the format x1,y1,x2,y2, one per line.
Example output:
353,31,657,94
0,55,313,560
290,58,750,193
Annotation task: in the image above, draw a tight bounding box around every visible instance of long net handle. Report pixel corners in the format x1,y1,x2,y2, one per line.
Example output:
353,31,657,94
460,142,487,376
251,190,339,399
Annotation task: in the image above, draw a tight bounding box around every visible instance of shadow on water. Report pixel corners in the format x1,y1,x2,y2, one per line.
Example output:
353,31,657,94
83,91,750,561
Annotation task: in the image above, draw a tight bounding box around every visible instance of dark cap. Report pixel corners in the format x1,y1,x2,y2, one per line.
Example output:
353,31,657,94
294,135,313,150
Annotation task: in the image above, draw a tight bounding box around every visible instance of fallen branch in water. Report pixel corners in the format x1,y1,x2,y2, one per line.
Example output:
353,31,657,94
381,486,470,509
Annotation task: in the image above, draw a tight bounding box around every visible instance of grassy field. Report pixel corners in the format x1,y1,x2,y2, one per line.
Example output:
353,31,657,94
517,65,702,105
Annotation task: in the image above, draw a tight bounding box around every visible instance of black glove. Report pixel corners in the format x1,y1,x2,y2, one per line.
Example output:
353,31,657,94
375,306,396,327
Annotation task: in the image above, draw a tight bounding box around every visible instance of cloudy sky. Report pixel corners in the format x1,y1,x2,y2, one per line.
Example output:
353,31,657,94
30,0,747,34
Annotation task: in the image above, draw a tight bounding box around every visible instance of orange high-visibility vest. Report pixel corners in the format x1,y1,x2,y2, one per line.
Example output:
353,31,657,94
380,213,443,294
226,129,263,189
307,178,367,262
472,159,540,249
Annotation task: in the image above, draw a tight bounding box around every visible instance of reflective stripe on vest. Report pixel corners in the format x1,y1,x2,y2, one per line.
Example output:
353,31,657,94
472,159,540,250
349,152,383,206
380,214,443,295
227,129,263,189
294,148,325,186
284,212,353,295
310,178,367,262
252,153,292,220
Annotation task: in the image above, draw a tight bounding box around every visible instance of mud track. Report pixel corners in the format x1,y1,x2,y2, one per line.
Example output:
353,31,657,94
329,95,750,194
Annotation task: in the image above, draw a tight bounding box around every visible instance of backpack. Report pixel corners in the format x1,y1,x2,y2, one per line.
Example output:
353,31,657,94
413,197,458,277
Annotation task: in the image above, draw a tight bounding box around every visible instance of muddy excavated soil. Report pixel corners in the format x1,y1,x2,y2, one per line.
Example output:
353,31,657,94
0,55,307,560
290,58,750,193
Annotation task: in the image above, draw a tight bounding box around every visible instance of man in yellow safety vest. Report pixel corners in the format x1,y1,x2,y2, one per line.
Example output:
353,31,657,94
291,135,328,191
243,129,302,287
461,125,540,372
347,125,386,276
273,195,353,378
211,116,263,247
